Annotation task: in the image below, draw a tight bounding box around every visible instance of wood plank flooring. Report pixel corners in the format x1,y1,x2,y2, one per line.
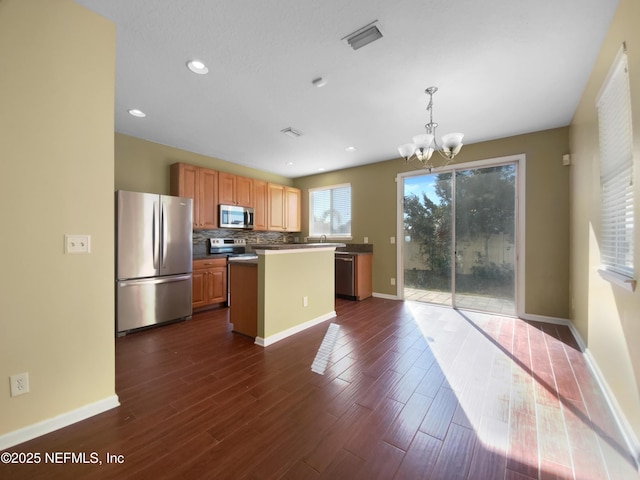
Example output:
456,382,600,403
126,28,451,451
2,298,638,480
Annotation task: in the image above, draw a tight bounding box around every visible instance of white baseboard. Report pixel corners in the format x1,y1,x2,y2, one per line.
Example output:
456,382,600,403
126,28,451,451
0,394,120,451
372,292,398,300
255,311,337,347
521,312,639,470
583,348,640,470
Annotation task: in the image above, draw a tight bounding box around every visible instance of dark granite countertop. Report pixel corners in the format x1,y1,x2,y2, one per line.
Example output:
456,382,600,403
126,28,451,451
193,253,228,261
249,243,346,251
335,251,373,255
335,243,373,254
193,242,373,260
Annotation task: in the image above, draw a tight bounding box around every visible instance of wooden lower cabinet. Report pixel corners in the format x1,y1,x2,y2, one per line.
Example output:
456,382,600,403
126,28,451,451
228,262,257,337
192,258,227,310
335,253,373,301
354,253,373,300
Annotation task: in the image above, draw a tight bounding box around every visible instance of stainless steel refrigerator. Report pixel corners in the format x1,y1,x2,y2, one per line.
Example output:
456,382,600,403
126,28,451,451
116,190,193,335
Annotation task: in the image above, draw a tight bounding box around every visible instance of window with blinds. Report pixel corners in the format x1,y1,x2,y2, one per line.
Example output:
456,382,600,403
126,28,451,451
596,46,635,281
309,183,352,237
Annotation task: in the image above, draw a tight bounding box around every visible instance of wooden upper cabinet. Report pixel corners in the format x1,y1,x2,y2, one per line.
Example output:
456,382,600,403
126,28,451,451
170,163,218,229
218,171,235,205
253,179,268,231
285,187,301,232
236,175,253,207
198,168,218,229
267,183,285,231
218,171,253,207
172,162,300,232
173,162,197,200
267,184,301,232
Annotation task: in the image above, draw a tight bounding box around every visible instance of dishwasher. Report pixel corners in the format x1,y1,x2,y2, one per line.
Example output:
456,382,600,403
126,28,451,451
335,253,355,298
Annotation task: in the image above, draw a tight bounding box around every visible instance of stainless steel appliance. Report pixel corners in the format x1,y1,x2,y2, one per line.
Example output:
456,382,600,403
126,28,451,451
208,238,258,304
116,190,193,335
219,204,254,229
208,237,250,256
335,252,356,298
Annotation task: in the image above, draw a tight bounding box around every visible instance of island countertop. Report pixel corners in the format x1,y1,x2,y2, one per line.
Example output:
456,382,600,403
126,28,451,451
248,243,346,251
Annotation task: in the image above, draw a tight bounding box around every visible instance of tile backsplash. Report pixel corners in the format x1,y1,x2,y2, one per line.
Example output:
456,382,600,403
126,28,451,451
192,229,296,256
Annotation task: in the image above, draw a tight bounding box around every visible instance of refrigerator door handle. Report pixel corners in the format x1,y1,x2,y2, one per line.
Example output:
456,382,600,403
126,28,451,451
119,274,192,287
161,201,168,268
152,201,160,269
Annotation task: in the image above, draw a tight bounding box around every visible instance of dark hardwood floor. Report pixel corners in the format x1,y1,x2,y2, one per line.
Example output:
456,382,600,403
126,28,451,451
2,298,638,479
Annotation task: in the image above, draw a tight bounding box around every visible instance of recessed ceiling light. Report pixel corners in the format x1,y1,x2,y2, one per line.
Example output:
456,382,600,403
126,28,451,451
286,162,294,166
186,59,209,75
128,109,146,118
318,168,326,172
346,146,357,152
312,77,327,88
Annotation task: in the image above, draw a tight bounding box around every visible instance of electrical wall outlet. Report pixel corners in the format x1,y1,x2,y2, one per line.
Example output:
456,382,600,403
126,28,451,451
390,236,395,244
303,296,308,307
65,234,91,254
364,237,369,243
390,278,396,286
10,372,29,397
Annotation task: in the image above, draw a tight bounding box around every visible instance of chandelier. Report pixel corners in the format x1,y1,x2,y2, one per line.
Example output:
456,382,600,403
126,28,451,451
397,86,464,171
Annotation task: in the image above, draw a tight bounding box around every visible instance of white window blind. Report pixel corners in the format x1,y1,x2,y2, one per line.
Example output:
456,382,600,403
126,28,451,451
596,46,634,279
309,183,351,237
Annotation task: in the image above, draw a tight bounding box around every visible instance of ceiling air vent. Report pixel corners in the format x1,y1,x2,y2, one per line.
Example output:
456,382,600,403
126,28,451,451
342,21,383,50
281,127,303,138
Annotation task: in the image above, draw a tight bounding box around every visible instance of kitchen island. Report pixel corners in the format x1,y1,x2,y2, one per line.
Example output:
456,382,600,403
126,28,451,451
229,243,344,346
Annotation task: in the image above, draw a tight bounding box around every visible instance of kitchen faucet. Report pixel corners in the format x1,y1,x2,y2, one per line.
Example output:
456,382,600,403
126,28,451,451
320,235,326,243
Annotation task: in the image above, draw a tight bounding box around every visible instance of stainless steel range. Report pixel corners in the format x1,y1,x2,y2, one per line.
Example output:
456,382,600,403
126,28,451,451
208,238,257,259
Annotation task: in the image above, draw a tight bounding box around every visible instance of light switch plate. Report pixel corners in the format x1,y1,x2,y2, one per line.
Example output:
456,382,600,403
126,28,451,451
65,234,91,254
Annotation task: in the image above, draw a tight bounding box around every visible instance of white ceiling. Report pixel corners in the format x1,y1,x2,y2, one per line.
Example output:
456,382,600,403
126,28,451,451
75,0,618,178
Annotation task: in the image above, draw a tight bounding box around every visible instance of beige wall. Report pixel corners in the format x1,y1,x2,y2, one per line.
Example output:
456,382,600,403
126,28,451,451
4,0,633,452
115,133,293,194
294,127,571,318
569,0,640,443
258,250,335,340
0,0,116,436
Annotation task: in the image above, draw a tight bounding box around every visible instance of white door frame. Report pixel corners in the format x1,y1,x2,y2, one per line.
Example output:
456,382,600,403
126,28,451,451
396,153,526,317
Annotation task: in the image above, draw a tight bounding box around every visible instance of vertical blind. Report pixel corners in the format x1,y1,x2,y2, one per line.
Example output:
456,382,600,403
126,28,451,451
309,184,351,236
596,47,634,278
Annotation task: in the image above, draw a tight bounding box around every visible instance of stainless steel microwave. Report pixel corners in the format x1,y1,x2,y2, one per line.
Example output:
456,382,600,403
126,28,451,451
219,204,254,229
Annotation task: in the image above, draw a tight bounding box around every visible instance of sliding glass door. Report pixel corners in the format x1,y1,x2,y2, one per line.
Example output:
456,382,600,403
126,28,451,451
403,162,517,315
403,172,453,306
